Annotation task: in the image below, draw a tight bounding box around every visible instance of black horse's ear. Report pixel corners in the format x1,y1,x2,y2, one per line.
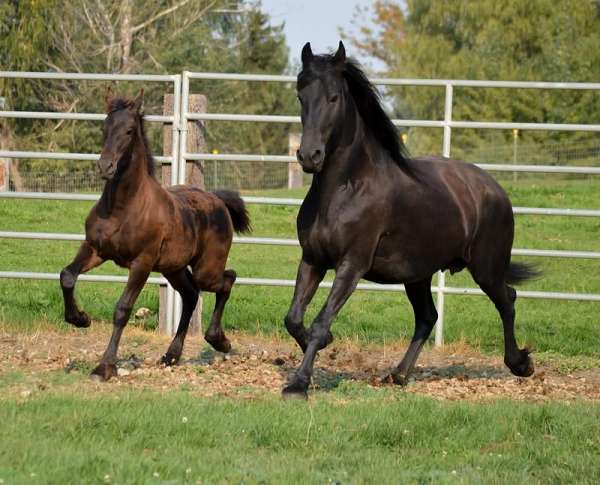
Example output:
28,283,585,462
131,89,144,113
301,42,314,65
333,41,346,65
104,86,114,113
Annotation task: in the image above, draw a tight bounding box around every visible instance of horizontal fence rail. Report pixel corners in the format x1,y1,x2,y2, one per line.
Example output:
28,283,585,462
2,272,599,303
2,70,600,340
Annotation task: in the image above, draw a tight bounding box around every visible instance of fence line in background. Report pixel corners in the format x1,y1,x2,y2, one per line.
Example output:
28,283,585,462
1,71,600,339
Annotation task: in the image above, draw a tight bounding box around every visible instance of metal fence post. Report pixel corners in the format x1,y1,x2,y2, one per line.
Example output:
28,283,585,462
434,83,454,346
168,75,182,335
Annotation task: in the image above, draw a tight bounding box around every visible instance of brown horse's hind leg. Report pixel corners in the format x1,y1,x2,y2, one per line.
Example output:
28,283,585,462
384,276,438,385
200,270,236,353
91,264,150,381
60,242,104,327
160,268,199,366
477,279,534,378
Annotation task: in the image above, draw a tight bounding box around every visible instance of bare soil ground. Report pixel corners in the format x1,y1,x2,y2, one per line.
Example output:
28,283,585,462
1,325,599,401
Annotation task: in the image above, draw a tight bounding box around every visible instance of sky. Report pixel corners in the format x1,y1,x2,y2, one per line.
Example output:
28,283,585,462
259,0,386,72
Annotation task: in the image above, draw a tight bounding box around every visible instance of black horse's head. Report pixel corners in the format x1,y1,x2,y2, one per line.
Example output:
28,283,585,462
296,41,408,174
296,41,348,173
98,88,144,180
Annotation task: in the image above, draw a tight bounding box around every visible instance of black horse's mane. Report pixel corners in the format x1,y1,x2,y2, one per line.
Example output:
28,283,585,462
107,97,156,177
298,55,410,167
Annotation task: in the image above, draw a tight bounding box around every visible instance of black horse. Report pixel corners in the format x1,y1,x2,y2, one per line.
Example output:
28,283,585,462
282,41,538,398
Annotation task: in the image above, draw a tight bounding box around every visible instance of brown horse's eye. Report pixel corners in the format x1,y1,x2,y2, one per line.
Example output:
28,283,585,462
329,94,339,103
127,128,134,135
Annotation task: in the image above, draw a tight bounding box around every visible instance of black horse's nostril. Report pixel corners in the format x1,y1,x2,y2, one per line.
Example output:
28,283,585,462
296,149,304,162
311,149,322,163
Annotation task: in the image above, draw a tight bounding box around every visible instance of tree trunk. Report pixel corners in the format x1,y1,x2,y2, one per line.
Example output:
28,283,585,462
119,0,133,73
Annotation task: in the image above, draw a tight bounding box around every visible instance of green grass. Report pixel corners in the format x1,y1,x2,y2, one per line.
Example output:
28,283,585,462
1,178,599,357
1,388,600,484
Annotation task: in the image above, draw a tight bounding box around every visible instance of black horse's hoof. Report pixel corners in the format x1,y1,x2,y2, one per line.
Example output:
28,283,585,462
90,363,117,382
159,353,180,367
282,385,308,400
381,371,409,386
205,332,232,353
65,310,91,328
506,349,535,377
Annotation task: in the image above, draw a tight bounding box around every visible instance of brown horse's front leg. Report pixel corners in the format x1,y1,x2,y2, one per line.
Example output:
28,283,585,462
284,260,326,352
91,264,150,382
60,242,104,328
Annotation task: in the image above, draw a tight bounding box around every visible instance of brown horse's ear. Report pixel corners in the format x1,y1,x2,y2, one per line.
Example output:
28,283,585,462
333,40,346,65
301,42,314,66
131,89,144,113
104,86,114,113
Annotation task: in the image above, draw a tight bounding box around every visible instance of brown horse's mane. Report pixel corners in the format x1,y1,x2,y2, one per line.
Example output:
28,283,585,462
107,96,156,177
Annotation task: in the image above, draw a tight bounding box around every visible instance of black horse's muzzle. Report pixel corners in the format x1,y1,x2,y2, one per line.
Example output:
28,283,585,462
296,147,325,173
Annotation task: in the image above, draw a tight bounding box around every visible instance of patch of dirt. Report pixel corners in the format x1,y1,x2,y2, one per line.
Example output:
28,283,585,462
1,327,599,401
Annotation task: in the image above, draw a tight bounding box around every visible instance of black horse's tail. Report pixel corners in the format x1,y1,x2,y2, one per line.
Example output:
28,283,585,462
214,190,251,234
506,262,542,285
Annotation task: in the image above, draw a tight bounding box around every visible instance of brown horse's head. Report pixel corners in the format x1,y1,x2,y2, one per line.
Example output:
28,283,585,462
98,88,144,180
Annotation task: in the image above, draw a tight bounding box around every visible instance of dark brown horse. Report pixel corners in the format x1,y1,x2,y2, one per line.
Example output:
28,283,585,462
60,89,250,381
282,42,538,398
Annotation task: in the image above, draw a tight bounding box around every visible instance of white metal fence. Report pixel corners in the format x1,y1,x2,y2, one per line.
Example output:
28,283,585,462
1,71,599,341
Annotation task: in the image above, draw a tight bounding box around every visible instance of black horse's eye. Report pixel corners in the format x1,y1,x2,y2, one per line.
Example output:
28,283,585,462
126,128,134,135
329,94,339,103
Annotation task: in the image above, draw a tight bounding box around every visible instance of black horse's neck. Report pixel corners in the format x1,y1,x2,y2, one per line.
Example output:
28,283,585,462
98,123,152,217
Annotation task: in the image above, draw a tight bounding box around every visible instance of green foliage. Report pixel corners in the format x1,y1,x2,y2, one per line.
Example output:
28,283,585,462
346,0,600,155
0,0,296,177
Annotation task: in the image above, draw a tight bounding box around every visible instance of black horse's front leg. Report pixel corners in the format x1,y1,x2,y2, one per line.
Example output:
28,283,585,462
284,259,326,352
91,263,150,381
60,242,104,327
283,261,363,399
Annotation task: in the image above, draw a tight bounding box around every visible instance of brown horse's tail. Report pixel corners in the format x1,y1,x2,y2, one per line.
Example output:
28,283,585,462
214,190,251,234
506,262,542,285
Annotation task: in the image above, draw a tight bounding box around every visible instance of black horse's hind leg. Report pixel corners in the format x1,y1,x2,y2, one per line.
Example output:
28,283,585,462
384,276,438,385
161,268,199,366
91,264,150,381
284,259,326,352
478,280,534,377
60,242,104,328
283,261,362,399
202,270,236,353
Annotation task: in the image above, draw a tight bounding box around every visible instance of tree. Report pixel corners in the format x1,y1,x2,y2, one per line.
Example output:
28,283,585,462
0,0,295,189
343,0,600,156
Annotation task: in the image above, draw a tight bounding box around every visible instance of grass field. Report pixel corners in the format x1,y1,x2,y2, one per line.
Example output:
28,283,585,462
1,176,599,483
1,177,599,356
2,389,600,484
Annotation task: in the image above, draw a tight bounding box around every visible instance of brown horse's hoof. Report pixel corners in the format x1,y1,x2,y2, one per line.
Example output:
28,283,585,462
506,349,535,377
159,353,180,367
65,310,91,328
90,363,117,382
205,332,232,353
381,371,409,386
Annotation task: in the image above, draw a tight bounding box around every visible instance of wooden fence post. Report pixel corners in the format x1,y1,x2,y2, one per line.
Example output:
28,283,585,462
159,93,207,336
288,133,302,189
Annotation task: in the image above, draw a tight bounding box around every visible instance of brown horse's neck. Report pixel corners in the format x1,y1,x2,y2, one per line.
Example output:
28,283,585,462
98,125,154,217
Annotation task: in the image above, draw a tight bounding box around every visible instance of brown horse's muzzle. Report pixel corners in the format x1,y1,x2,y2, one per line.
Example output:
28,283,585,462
97,156,117,180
